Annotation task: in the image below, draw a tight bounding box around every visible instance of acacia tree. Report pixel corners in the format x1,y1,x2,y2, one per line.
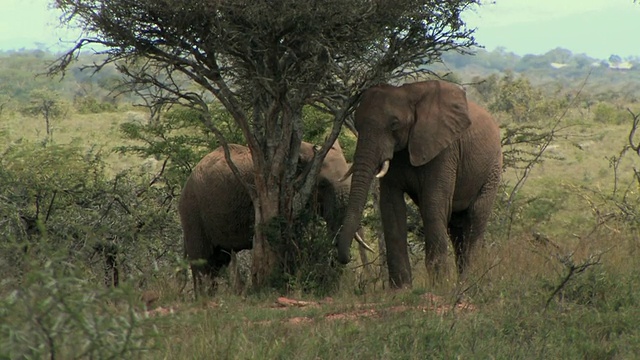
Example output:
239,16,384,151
24,89,67,144
51,0,480,288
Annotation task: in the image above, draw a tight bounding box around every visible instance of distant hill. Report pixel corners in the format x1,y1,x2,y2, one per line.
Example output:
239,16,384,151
431,47,640,99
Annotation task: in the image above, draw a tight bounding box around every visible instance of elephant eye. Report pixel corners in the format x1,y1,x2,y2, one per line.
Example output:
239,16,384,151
390,118,401,131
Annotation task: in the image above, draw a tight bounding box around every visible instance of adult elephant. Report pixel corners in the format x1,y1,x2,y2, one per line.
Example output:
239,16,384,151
337,80,502,288
178,141,370,295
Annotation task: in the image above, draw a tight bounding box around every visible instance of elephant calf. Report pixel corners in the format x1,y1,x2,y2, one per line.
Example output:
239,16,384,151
178,141,368,295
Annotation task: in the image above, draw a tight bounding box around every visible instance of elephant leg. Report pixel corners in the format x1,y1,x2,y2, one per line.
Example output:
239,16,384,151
456,174,500,277
379,183,411,288
183,229,207,297
191,247,232,297
191,265,206,298
449,210,469,276
420,197,453,282
450,210,483,278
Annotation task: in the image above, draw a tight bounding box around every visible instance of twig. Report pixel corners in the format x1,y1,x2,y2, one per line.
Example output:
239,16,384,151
543,252,605,310
626,109,640,156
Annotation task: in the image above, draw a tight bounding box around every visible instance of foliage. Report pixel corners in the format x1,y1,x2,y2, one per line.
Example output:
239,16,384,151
117,105,230,183
301,106,357,162
0,51,61,103
74,94,118,114
469,73,500,104
495,129,562,240
0,93,12,118
0,260,157,359
486,73,567,123
263,211,344,296
0,140,182,290
576,110,640,231
593,102,628,125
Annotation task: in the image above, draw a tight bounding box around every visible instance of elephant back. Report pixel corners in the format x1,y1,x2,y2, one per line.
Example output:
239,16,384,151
191,145,252,182
181,143,255,250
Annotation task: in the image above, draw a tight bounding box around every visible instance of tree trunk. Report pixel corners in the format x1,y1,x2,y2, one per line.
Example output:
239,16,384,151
247,102,309,289
251,179,281,289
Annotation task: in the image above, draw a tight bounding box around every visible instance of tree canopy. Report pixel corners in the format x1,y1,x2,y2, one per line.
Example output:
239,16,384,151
52,0,481,287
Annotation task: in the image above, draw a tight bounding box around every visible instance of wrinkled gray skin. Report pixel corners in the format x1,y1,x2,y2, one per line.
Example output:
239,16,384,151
337,80,502,288
179,141,352,295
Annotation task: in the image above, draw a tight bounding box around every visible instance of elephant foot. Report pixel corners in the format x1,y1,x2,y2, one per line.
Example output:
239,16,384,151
388,271,412,289
389,280,412,290
425,258,452,287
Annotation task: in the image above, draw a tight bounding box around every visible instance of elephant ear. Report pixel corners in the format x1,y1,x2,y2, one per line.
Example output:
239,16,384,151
408,80,472,167
330,139,342,153
298,141,314,162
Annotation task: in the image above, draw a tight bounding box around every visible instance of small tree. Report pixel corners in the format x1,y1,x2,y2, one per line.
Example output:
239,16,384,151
23,89,67,144
52,0,481,288
487,73,563,123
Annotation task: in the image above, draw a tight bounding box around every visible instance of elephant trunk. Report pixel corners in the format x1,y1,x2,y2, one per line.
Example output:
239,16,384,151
337,156,377,264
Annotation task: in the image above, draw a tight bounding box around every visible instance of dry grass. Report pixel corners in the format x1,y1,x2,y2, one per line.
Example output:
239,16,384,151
1,110,149,174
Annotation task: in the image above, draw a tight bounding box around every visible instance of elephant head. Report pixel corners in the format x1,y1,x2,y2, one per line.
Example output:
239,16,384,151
300,141,350,234
337,80,471,264
300,141,371,251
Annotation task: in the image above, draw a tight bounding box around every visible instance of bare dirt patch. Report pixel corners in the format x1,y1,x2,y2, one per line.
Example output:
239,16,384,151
272,293,475,325
142,293,475,325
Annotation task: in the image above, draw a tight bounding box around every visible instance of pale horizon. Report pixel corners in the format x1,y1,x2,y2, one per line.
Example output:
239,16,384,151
1,0,639,60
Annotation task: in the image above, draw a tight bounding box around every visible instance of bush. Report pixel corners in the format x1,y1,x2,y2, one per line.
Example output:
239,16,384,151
0,140,182,290
486,73,567,123
74,95,118,114
0,259,157,359
264,211,344,296
593,103,627,125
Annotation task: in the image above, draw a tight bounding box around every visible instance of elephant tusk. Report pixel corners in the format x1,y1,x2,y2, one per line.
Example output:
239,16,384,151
354,232,374,253
375,160,390,178
339,165,353,182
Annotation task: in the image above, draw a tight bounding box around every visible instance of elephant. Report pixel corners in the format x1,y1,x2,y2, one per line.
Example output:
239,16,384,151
336,80,502,288
178,141,370,295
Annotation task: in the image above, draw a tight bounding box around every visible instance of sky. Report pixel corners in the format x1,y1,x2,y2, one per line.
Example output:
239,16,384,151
464,0,640,59
1,0,639,60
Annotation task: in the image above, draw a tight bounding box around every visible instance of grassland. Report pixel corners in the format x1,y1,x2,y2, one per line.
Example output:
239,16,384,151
2,102,639,359
0,109,149,174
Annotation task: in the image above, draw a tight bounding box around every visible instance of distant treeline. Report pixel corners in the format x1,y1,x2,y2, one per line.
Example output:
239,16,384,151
1,47,638,111
443,46,639,73
0,49,129,110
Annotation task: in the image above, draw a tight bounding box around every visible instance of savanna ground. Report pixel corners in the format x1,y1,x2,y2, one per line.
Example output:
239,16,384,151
1,71,640,359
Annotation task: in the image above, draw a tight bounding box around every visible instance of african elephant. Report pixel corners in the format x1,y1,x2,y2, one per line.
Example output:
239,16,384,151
178,141,368,295
337,80,502,288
